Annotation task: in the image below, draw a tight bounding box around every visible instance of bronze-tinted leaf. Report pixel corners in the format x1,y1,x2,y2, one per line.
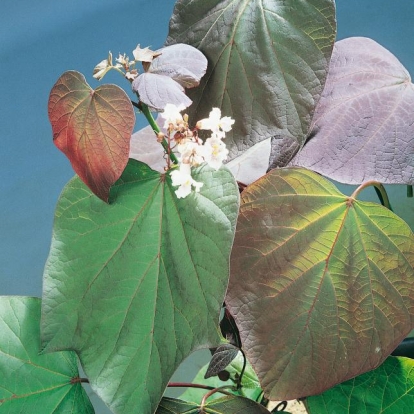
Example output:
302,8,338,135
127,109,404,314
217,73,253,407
48,70,135,201
290,37,414,184
226,167,414,400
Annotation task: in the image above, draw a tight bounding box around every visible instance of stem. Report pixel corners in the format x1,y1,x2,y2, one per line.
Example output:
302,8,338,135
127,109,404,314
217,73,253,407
350,180,392,211
408,185,413,198
236,349,247,390
200,386,234,409
133,99,179,165
167,383,220,392
70,377,89,384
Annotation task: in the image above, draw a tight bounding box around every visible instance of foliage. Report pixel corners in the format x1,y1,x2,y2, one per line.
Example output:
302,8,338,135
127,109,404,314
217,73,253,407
0,297,94,413
306,356,414,414
226,168,414,399
2,0,414,414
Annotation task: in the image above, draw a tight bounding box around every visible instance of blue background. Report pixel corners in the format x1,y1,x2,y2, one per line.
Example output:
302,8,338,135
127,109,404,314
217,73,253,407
1,1,413,412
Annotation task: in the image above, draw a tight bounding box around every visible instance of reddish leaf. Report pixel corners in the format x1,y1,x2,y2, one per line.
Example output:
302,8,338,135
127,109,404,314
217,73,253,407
226,168,414,401
48,71,135,201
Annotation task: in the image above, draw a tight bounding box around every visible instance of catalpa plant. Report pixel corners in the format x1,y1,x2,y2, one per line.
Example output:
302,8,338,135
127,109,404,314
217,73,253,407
2,1,414,414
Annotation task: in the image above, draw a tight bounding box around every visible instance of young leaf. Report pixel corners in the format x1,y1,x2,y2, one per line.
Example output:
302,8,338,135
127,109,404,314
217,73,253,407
148,43,208,89
133,73,192,111
0,296,93,414
132,44,207,111
48,70,135,201
156,395,270,414
306,357,414,414
166,0,336,161
41,159,239,414
290,37,414,185
226,168,414,401
205,344,240,379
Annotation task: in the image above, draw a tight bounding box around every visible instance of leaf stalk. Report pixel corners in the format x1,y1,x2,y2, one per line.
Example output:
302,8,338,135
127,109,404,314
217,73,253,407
133,99,179,166
350,180,392,211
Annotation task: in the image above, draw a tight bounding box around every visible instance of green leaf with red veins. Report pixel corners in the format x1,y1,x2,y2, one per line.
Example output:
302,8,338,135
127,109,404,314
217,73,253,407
48,70,135,202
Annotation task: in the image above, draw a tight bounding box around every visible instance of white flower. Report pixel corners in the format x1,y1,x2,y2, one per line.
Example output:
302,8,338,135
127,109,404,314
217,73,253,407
125,71,138,81
160,103,186,130
93,52,123,80
116,53,129,66
132,44,160,62
93,58,111,80
202,137,229,170
197,108,235,138
170,163,203,198
177,140,204,166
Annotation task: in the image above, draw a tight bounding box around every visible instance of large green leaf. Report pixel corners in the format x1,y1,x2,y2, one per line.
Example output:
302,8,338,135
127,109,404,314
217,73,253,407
0,296,93,413
48,70,135,202
156,395,270,413
41,159,239,414
226,168,414,400
306,357,414,414
166,0,336,162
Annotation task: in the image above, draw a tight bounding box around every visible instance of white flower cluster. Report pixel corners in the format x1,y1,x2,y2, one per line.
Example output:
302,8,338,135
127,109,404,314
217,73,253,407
160,104,234,199
93,45,160,81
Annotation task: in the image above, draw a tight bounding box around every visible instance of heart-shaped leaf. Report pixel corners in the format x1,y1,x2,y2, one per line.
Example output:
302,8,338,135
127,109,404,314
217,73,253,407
205,344,240,379
290,37,414,185
41,159,239,414
226,168,414,400
306,356,414,414
156,395,270,414
0,296,93,413
166,0,336,161
48,70,135,201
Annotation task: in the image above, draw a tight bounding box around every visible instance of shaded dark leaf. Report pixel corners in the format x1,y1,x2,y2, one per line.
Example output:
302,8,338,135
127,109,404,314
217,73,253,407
220,307,241,348
205,344,240,378
48,70,135,202
226,167,414,400
290,37,414,184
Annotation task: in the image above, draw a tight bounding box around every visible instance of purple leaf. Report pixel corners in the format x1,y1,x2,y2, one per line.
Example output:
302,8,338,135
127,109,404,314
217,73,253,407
132,72,192,111
289,37,414,185
150,43,208,88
